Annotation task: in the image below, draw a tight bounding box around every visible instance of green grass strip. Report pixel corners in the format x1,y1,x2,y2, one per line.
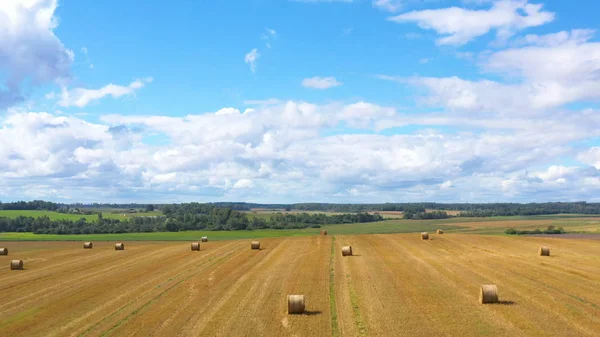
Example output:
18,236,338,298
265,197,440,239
346,272,368,336
329,236,340,337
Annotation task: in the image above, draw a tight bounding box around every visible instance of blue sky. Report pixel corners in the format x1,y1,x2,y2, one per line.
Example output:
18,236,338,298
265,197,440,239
2,0,600,203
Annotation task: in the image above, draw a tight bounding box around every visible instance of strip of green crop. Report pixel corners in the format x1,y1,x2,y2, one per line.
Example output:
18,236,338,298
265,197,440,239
346,273,367,336
329,236,340,337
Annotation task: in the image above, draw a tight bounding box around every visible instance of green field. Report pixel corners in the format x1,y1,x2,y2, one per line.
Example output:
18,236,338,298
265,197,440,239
0,229,316,241
0,210,162,221
1,213,600,241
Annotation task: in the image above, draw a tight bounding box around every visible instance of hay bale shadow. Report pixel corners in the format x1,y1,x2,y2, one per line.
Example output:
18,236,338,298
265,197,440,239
301,310,322,316
498,300,516,305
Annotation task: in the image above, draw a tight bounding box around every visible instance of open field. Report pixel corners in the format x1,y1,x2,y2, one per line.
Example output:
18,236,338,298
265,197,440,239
245,209,462,219
2,215,600,241
0,210,163,221
1,234,600,337
0,229,316,241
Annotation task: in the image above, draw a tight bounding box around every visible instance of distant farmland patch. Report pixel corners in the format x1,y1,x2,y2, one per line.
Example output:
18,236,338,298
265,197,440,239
0,210,162,222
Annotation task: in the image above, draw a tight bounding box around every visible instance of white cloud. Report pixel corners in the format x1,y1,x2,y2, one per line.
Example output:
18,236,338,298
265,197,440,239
54,78,153,108
261,28,277,48
484,32,600,83
535,165,577,182
419,58,432,64
301,76,343,89
373,0,403,12
0,0,73,109
440,180,453,189
3,97,600,202
348,187,360,196
244,48,260,73
389,0,555,45
233,179,254,189
80,46,94,69
408,76,548,113
147,172,177,184
512,29,595,47
380,29,600,115
578,148,600,169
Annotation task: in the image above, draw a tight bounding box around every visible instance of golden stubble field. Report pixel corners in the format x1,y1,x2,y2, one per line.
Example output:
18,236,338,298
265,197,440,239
1,234,599,337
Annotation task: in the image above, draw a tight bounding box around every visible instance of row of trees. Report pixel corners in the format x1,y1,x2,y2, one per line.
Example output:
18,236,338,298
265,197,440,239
0,200,155,212
0,203,384,234
4,200,600,217
504,226,565,235
0,200,59,211
293,202,600,215
403,210,450,220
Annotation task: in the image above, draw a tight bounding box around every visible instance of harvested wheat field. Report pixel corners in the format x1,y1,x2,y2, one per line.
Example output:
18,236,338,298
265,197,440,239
0,234,599,337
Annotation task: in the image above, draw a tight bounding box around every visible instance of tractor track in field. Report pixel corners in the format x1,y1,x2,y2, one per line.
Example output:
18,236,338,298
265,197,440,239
76,241,246,337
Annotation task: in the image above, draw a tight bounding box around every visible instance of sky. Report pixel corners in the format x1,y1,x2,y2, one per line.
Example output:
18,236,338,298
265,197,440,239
1,0,600,204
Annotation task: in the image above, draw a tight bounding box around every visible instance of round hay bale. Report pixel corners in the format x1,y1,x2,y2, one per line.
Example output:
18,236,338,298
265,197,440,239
251,241,261,250
0,248,7,255
201,236,208,242
83,242,93,249
539,246,550,256
10,260,23,270
115,243,125,250
287,295,305,314
320,230,328,235
421,232,429,240
341,246,353,256
436,229,444,234
191,242,200,251
480,285,499,304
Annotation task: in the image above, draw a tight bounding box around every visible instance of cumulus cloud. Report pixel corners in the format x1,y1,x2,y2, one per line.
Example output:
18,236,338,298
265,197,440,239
483,32,600,83
578,148,600,169
301,76,343,89
388,0,555,45
244,49,260,73
408,76,555,113
233,179,254,189
3,97,600,202
440,180,453,189
53,78,153,108
0,0,73,109
380,29,600,115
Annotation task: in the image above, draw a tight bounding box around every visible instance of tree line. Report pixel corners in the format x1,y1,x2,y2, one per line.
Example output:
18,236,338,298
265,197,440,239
0,203,383,235
4,200,600,219
292,202,600,215
0,200,59,211
504,226,565,235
